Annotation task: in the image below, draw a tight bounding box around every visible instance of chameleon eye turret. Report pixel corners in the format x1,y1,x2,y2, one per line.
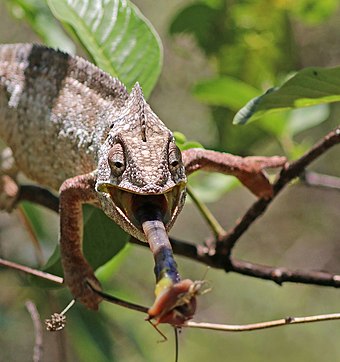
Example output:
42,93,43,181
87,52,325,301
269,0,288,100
108,143,126,177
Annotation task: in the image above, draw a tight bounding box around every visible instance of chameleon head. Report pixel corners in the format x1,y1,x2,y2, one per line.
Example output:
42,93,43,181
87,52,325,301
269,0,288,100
96,83,187,241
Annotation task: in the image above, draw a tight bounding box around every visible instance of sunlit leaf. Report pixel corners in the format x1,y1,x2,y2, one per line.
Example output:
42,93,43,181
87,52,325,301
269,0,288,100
5,0,75,53
233,67,340,124
47,0,162,97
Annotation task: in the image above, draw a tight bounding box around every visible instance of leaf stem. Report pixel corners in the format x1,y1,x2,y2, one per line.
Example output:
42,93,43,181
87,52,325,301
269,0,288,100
186,185,225,238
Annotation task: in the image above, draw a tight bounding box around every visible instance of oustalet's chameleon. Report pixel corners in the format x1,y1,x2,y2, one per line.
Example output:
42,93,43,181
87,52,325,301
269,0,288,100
0,44,285,323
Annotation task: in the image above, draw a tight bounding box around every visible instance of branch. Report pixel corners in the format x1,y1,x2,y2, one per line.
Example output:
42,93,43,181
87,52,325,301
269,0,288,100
88,283,149,314
218,126,340,256
302,171,340,190
89,286,340,333
229,258,340,287
25,300,43,362
0,258,63,284
6,127,340,289
185,312,340,332
3,256,340,334
131,237,340,288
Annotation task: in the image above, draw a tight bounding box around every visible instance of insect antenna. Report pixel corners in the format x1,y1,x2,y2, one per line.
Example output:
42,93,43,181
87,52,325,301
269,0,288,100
147,320,168,342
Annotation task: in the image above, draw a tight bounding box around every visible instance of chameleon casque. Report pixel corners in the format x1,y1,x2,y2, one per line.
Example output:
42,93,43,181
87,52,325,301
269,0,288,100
0,43,285,324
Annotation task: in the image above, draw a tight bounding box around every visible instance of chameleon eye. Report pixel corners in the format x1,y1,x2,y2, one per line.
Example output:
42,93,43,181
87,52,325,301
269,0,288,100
108,143,125,176
168,142,182,171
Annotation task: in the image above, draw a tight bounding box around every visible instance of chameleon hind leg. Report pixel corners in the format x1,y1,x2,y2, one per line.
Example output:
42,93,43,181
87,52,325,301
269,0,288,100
0,147,19,211
0,147,59,212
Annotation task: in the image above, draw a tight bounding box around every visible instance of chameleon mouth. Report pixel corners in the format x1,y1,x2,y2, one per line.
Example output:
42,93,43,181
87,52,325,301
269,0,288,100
100,184,184,235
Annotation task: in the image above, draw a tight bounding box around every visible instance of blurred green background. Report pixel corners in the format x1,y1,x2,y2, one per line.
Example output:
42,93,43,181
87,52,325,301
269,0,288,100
1,0,340,361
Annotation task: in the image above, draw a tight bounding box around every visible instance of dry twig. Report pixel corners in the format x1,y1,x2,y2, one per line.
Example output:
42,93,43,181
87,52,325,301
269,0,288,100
25,300,43,362
2,257,340,334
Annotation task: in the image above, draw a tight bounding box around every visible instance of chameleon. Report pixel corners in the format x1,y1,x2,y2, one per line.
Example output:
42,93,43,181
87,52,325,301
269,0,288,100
0,43,286,320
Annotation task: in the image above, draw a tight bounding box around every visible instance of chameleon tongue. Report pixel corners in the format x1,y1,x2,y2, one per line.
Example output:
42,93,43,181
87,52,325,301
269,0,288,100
137,206,198,326
138,205,180,284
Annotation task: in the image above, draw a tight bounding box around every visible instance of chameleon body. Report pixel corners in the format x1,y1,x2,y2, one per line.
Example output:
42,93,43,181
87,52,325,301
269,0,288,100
0,43,285,312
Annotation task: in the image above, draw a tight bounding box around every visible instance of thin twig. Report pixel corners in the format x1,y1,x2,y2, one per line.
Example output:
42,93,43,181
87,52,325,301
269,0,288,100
4,257,340,335
85,284,340,335
219,126,340,255
185,312,340,332
302,171,340,190
0,258,63,284
186,185,225,238
87,283,149,313
129,237,340,288
229,258,340,287
25,300,43,362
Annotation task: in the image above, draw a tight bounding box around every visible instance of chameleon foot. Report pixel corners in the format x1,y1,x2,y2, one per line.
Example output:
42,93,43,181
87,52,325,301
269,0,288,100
63,262,103,310
0,174,19,211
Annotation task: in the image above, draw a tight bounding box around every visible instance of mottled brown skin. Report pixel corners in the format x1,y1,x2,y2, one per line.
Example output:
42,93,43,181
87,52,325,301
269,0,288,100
0,43,286,312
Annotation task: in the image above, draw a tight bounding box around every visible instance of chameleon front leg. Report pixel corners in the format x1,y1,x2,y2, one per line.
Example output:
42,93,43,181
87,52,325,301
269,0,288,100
182,148,286,199
59,172,103,310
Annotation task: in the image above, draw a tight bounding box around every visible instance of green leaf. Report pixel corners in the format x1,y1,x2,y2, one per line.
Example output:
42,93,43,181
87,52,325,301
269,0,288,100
233,67,340,125
291,0,339,24
32,205,128,288
5,0,75,53
82,205,127,269
174,131,204,151
188,173,238,203
173,131,187,145
286,104,330,136
70,308,115,361
193,77,260,111
169,3,222,55
20,201,49,241
47,0,162,98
